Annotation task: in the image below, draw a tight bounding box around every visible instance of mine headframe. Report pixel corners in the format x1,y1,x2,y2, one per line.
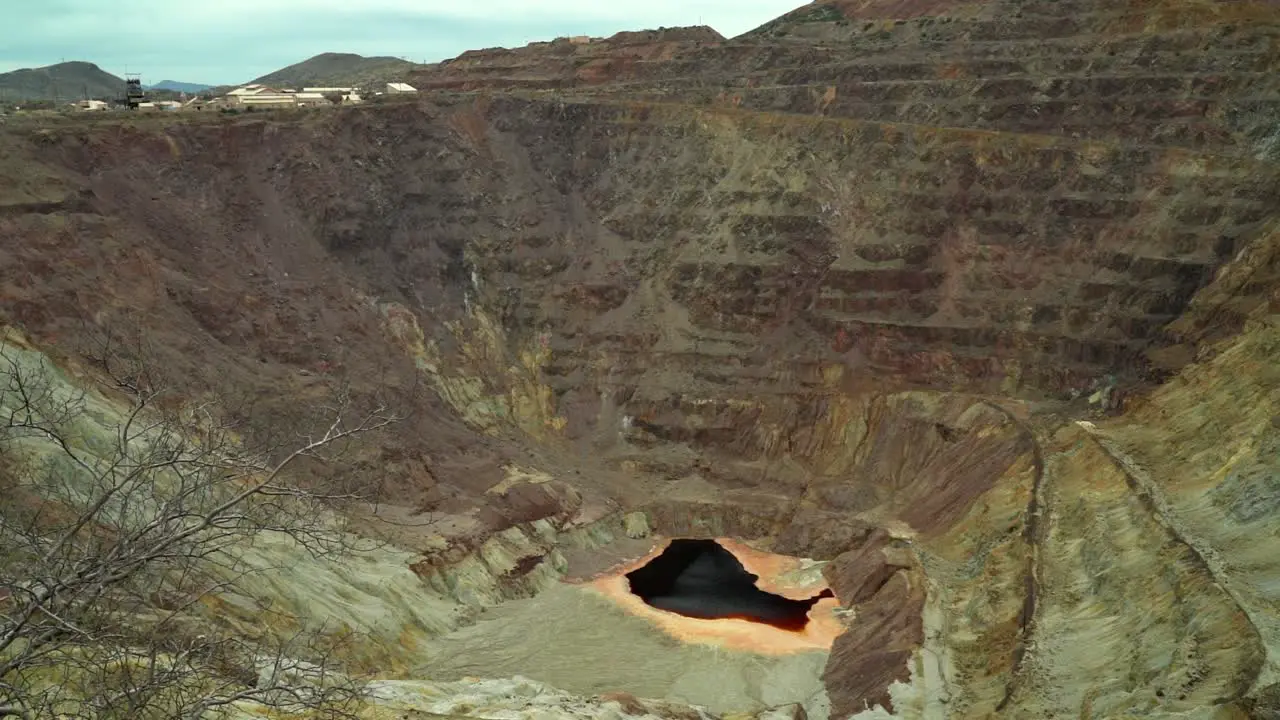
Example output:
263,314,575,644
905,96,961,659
125,74,145,109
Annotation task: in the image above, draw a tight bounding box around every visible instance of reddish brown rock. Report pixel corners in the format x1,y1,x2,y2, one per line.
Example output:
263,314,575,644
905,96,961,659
822,565,926,717
821,530,903,604
475,480,583,532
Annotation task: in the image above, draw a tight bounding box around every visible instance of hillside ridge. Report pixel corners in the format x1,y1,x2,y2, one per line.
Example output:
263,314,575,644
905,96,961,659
250,51,416,87
0,60,124,102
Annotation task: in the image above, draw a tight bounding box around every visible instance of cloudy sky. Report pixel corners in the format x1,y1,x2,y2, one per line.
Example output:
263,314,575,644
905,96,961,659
2,0,802,85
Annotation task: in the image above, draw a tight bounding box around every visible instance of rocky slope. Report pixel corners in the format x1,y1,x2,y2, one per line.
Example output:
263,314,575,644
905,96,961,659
412,0,1280,158
408,28,726,91
1,0,1279,717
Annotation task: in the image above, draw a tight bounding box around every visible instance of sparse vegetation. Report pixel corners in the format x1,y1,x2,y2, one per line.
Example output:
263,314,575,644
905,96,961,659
251,53,416,89
0,328,401,718
0,62,126,104
744,3,846,36
794,4,846,23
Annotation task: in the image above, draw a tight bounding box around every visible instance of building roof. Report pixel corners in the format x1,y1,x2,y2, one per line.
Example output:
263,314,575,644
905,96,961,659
386,82,417,92
303,87,354,93
238,95,298,104
226,85,281,97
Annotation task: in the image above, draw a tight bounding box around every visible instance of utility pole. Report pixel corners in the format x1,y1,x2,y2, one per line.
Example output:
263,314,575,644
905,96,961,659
53,56,64,106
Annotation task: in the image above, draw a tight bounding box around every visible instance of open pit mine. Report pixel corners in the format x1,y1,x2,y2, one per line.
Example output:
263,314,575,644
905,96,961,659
2,0,1280,718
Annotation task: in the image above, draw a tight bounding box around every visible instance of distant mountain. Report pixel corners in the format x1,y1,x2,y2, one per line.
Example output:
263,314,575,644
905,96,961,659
250,53,415,88
148,80,212,93
0,61,124,102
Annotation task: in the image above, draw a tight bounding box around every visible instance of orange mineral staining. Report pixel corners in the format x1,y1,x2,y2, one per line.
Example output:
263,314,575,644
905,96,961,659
581,538,843,654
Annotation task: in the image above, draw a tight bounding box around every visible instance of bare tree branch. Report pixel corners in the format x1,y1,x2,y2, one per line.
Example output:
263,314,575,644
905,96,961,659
0,332,396,717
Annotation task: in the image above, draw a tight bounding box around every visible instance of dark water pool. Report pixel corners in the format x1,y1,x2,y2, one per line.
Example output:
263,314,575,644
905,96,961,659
625,539,833,631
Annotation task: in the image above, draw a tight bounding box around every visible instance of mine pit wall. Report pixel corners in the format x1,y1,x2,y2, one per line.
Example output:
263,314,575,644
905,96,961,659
1011,427,1262,717
6,99,1278,483
0,326,1004,717
412,0,1280,159
464,98,1276,399
352,96,1279,473
7,313,1276,718
1098,306,1280,710
14,96,1274,395
2,88,1279,718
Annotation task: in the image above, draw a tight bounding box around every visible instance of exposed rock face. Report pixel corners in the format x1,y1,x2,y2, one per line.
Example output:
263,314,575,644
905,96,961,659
821,531,924,716
742,0,1280,153
408,27,726,92
412,0,1280,158
1,0,1279,716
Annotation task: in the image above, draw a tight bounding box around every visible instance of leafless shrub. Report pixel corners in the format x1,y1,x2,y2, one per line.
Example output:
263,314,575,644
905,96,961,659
0,331,403,718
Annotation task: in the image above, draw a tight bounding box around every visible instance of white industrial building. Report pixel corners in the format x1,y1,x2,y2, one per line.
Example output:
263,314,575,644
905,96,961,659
219,84,363,108
303,87,364,104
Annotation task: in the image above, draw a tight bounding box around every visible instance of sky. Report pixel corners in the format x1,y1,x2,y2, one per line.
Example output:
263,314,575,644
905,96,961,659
1,0,803,86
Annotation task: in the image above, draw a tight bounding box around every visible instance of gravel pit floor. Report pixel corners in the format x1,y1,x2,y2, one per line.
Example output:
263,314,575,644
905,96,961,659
413,581,831,717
